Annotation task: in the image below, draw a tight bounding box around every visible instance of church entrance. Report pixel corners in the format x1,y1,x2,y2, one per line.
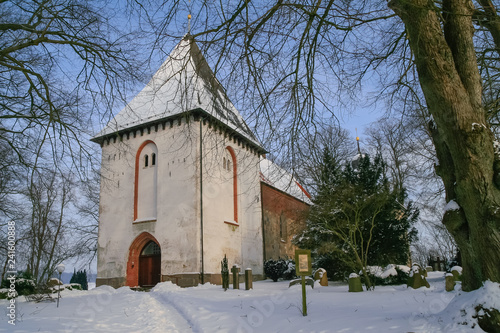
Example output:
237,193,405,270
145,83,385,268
139,241,161,287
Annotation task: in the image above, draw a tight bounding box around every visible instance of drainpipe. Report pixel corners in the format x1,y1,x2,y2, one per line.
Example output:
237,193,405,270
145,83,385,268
199,118,205,284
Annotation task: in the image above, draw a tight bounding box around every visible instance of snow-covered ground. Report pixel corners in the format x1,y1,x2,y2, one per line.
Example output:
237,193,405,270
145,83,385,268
1,272,497,332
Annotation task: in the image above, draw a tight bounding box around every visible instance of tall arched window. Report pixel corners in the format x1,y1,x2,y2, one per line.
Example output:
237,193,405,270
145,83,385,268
134,141,158,221
225,147,238,223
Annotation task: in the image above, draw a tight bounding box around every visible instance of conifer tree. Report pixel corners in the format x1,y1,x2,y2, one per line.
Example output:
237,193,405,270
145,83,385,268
296,150,418,289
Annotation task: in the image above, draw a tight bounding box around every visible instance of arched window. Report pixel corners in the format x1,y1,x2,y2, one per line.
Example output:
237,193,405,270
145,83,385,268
225,147,238,222
141,241,161,256
134,141,158,221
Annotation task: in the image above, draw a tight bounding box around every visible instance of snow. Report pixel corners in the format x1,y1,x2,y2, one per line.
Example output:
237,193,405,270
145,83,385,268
445,200,461,212
2,273,497,332
451,266,463,274
94,36,259,147
472,123,486,131
260,158,312,205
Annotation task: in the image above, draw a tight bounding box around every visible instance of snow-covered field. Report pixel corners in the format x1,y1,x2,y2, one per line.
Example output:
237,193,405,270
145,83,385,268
1,272,498,332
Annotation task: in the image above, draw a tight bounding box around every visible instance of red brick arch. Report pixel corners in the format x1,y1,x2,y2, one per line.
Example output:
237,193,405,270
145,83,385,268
126,232,160,287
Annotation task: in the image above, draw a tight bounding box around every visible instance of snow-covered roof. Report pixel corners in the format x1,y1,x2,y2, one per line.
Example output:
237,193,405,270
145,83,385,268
93,35,259,147
260,158,312,205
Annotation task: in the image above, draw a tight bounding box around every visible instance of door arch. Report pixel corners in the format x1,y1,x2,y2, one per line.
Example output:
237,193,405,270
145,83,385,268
139,241,161,287
126,232,161,287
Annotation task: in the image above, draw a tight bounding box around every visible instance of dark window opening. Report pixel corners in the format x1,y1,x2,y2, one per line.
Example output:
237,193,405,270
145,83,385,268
141,241,161,256
152,153,156,166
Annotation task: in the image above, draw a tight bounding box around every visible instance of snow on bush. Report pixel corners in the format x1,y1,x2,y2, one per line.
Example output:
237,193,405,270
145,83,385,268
264,259,296,282
445,200,460,212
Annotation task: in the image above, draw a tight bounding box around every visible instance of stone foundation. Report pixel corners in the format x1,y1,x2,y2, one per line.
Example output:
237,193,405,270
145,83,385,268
96,277,126,288
96,273,264,289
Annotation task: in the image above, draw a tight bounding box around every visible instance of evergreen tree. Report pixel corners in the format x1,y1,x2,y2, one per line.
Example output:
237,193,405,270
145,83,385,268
70,269,88,290
296,150,418,289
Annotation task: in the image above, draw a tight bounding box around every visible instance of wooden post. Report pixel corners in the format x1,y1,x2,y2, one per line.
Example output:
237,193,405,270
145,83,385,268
231,265,240,289
301,275,307,316
245,268,253,290
295,249,312,316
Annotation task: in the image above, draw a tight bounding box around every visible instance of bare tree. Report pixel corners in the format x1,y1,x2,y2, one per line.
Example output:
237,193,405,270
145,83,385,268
140,0,500,293
0,0,141,176
23,170,76,284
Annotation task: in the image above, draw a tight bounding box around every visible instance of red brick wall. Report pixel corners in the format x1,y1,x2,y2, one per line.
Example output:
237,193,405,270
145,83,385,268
261,183,309,261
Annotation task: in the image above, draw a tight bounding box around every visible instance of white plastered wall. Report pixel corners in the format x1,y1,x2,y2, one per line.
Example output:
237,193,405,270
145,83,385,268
96,117,264,285
200,123,263,276
97,118,201,284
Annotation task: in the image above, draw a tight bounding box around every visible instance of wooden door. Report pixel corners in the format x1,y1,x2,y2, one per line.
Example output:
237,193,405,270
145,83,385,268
139,241,161,287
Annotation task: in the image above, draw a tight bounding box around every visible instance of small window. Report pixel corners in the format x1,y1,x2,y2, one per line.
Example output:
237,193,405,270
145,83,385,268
152,153,156,166
223,157,226,169
227,160,231,171
144,154,149,167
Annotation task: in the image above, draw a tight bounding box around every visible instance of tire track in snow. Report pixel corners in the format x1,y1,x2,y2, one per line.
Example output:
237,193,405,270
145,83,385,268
149,290,200,333
140,292,195,333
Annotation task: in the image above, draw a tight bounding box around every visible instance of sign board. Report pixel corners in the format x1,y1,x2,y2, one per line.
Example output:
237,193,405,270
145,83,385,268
295,249,312,276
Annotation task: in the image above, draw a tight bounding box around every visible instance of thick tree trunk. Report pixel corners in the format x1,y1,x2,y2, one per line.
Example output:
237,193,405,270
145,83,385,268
388,0,500,291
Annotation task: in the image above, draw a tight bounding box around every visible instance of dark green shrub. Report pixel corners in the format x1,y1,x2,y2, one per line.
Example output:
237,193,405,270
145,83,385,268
282,259,296,280
1,272,36,297
264,259,288,282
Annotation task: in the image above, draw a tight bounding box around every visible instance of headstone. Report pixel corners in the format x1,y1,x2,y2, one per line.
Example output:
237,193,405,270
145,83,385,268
231,265,240,289
451,266,462,281
289,277,314,289
407,264,430,289
425,266,433,272
313,268,328,286
348,273,363,292
445,273,455,291
245,268,253,290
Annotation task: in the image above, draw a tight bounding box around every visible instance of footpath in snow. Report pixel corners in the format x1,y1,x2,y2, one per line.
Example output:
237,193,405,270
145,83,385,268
1,272,498,332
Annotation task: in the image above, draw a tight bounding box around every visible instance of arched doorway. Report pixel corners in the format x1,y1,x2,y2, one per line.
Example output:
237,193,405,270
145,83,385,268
139,241,161,287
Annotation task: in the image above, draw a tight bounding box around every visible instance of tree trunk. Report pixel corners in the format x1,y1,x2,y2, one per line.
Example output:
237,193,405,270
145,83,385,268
388,0,500,291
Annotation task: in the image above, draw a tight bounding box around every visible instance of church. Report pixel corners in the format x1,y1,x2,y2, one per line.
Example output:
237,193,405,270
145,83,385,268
91,35,311,288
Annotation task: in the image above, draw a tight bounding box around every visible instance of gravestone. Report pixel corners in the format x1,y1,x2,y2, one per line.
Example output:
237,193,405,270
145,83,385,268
313,268,328,286
245,268,253,290
289,277,314,289
445,273,455,291
407,264,430,289
348,273,363,292
451,266,462,281
231,265,240,289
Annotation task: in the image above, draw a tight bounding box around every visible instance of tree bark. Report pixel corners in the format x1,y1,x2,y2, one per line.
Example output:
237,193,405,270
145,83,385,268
389,0,500,291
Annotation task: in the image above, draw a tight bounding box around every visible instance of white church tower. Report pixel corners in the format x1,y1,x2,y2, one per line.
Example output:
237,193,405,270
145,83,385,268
92,35,265,288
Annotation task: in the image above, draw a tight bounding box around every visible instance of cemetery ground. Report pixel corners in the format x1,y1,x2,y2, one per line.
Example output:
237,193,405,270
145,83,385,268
1,271,499,332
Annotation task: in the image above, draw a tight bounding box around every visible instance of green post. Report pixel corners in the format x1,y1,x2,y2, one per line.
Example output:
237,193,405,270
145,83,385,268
295,249,311,317
301,275,307,316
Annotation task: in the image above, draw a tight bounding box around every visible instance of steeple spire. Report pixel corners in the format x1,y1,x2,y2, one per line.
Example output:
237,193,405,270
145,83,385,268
187,0,192,34
356,128,361,154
